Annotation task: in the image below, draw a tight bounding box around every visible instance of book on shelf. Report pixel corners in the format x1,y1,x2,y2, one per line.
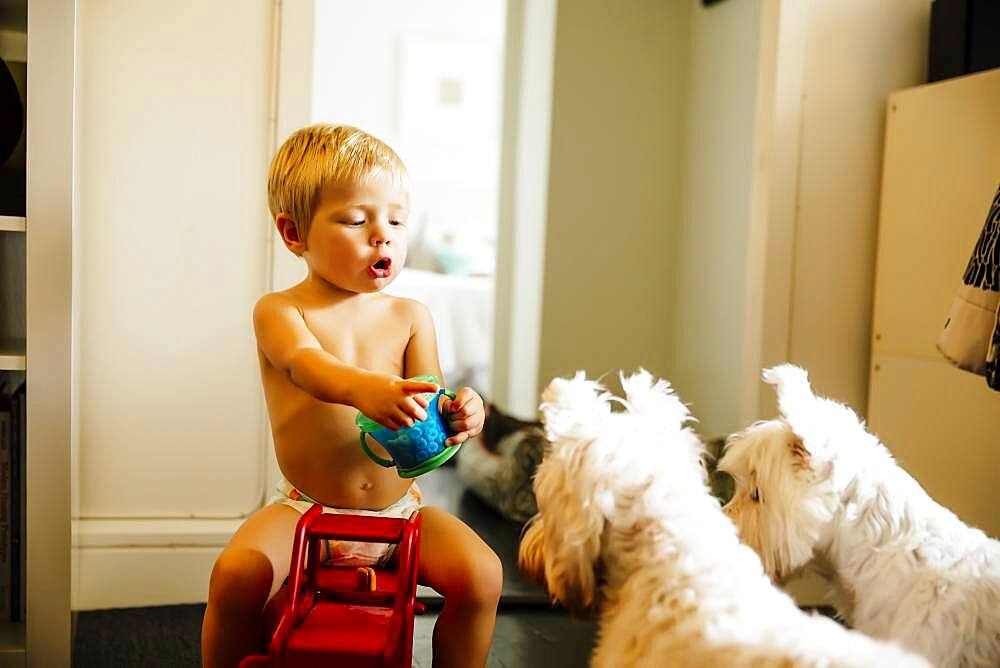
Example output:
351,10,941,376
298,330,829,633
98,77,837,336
10,378,22,622
15,381,22,621
0,388,11,622
0,373,24,622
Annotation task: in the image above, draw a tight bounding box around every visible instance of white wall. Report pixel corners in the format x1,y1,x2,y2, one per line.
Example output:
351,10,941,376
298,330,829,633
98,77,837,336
755,0,808,418
667,0,931,605
66,0,937,611
273,0,507,289
785,0,931,413
535,0,691,395
310,0,503,141
670,0,768,438
763,0,931,605
70,0,514,610
73,0,274,608
672,0,932,433
309,0,505,249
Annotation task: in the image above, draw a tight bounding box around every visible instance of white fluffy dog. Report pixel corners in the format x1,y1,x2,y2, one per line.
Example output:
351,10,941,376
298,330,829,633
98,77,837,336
519,370,928,667
720,364,1000,668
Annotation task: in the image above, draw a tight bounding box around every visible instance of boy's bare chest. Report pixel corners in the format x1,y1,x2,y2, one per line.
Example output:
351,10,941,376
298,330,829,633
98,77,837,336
301,305,410,372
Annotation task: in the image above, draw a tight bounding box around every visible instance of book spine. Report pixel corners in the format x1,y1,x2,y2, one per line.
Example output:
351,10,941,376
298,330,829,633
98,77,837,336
17,387,23,621
10,384,23,621
0,410,11,622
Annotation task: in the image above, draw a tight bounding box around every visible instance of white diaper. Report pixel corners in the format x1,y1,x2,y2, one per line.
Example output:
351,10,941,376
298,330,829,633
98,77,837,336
269,478,422,566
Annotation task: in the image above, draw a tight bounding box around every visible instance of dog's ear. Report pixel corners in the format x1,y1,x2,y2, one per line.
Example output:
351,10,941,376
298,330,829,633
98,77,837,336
529,373,613,618
539,372,612,443
619,368,691,429
518,517,547,589
533,441,607,618
788,434,811,471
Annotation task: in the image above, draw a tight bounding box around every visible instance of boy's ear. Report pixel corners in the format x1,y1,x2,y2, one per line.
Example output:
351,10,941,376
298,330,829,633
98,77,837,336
276,214,306,255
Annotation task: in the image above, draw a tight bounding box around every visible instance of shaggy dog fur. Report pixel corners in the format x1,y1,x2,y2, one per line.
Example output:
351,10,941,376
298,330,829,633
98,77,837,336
720,364,1000,668
519,370,928,667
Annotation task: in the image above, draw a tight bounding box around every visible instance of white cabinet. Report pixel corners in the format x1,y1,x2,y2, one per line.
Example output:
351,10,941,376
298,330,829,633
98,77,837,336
870,69,1000,538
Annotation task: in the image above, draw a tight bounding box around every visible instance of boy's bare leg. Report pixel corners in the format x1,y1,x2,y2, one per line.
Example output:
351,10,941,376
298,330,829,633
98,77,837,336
201,503,302,668
418,507,503,668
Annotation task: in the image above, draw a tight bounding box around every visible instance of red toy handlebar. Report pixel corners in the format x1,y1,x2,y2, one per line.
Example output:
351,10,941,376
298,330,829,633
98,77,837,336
255,503,423,668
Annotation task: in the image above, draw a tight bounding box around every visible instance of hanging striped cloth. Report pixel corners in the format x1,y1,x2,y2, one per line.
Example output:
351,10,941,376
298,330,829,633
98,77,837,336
938,185,1000,391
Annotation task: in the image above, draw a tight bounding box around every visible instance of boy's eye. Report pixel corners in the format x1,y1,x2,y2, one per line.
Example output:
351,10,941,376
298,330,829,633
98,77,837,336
343,220,365,226
389,220,405,227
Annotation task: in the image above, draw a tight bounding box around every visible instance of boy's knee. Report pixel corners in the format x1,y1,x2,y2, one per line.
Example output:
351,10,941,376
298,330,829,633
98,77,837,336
480,549,503,603
208,548,274,613
460,549,503,608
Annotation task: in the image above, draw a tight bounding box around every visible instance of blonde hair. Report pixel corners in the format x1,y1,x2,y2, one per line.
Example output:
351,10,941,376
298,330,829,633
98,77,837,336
266,124,408,239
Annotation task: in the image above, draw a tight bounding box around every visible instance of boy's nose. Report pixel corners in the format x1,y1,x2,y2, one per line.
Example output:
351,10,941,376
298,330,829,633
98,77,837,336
370,220,393,246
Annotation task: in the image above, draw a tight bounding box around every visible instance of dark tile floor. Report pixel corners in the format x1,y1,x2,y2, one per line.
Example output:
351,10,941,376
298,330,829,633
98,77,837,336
72,603,596,667
415,463,549,605
72,465,596,667
414,609,596,668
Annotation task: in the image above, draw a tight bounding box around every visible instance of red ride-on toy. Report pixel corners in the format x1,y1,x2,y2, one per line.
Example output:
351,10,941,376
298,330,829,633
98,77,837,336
240,503,425,668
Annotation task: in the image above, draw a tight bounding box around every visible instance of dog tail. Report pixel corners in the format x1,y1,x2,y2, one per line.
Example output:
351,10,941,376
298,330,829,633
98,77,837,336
762,364,813,409
619,368,691,429
539,372,612,442
762,364,828,444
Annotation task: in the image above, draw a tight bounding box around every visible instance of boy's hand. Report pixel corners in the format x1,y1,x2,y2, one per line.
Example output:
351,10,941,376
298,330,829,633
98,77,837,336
440,387,485,446
355,375,438,431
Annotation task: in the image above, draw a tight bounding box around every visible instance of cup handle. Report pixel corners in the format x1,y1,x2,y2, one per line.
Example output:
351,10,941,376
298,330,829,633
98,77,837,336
436,389,460,438
359,432,396,468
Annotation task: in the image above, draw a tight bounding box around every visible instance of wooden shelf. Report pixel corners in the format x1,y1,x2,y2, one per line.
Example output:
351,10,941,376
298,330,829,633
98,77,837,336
0,622,25,668
0,30,27,64
0,339,25,371
0,218,25,233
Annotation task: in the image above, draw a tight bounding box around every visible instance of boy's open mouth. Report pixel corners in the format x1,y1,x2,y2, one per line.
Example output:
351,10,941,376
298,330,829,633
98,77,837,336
368,257,392,278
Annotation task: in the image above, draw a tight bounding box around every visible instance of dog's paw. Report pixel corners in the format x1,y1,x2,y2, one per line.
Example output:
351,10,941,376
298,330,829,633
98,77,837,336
540,372,611,441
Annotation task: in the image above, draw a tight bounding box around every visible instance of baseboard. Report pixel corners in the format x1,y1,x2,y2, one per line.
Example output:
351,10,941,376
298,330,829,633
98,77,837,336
72,517,242,610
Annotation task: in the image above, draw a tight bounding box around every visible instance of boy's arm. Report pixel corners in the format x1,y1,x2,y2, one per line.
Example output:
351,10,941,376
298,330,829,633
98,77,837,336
254,293,435,429
402,300,445,385
403,300,484,445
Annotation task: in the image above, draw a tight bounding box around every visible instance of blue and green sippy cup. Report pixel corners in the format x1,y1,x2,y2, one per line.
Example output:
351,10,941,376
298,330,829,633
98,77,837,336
356,375,463,478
